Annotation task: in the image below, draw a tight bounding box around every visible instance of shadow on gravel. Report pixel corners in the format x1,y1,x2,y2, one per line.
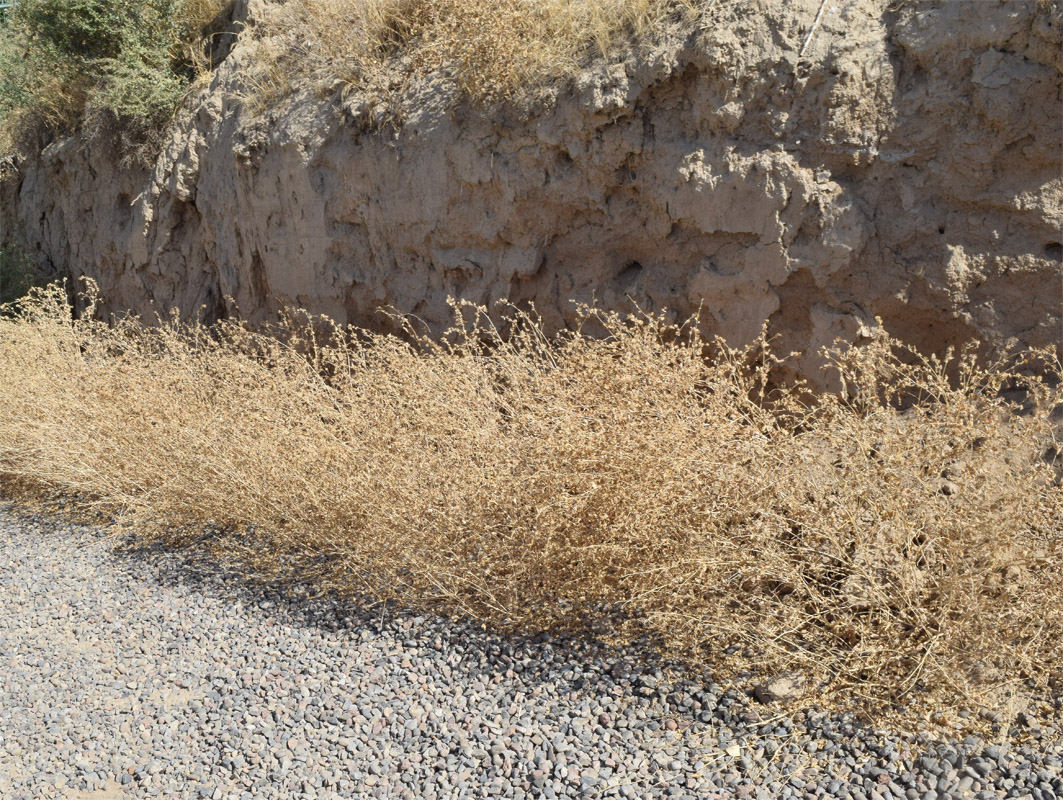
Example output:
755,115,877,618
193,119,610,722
88,514,897,755
105,524,706,699
3,498,1031,741
2,494,765,730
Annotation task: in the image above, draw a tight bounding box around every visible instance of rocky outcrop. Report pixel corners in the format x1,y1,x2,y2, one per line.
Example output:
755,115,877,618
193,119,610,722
2,0,1060,384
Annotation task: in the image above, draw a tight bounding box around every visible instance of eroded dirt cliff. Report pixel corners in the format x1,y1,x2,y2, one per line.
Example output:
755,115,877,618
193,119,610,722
2,0,1060,382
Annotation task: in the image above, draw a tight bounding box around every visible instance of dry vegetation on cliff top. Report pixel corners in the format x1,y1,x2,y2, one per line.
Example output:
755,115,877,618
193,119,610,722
251,0,703,107
0,282,1061,727
0,0,712,150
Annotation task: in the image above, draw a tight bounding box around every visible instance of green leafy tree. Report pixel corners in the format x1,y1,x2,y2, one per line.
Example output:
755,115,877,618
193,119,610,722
15,0,130,63
0,0,221,153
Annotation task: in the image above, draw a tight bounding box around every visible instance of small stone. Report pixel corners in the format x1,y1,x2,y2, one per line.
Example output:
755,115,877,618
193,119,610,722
753,673,807,704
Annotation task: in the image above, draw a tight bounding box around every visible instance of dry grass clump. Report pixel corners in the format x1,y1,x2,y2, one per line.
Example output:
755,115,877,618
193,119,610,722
0,282,1061,720
249,0,699,110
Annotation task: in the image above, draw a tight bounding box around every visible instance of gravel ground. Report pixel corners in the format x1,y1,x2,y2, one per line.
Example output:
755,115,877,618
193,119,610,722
0,501,1060,800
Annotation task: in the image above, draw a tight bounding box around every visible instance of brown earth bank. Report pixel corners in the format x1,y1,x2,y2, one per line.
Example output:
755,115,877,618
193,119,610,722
1,0,1061,385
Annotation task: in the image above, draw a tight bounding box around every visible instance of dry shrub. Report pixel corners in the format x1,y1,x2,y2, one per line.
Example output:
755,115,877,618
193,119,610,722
247,0,699,110
0,282,1060,718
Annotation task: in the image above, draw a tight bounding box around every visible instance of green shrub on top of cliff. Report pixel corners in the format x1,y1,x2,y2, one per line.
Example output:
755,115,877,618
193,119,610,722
0,0,224,158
